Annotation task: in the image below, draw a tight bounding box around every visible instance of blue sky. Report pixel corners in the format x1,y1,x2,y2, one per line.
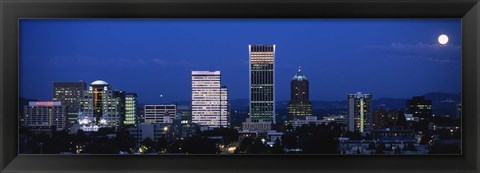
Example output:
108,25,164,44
20,19,461,104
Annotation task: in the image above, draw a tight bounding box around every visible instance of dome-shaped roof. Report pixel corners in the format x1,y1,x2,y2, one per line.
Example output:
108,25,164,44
91,80,109,85
292,66,308,81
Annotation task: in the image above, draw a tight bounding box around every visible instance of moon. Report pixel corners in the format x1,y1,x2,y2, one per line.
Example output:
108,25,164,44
438,34,449,45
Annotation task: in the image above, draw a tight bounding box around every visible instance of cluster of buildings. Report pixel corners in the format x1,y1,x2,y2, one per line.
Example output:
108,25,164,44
20,44,459,154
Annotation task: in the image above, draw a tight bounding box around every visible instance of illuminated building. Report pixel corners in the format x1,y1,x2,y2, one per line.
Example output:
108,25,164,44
52,81,86,128
177,105,192,124
144,105,176,123
115,91,126,126
373,108,405,130
290,116,327,128
242,117,271,132
191,71,229,129
323,115,349,125
287,66,312,121
22,101,66,130
124,93,138,126
249,44,275,123
348,92,373,133
129,122,199,145
406,96,432,122
78,80,121,131
221,86,229,127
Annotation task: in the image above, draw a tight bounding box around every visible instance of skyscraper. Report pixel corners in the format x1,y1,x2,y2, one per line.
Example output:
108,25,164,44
191,71,228,129
115,90,126,126
348,92,373,133
287,66,312,121
78,80,120,131
52,81,86,128
249,44,275,123
220,86,229,127
124,93,138,126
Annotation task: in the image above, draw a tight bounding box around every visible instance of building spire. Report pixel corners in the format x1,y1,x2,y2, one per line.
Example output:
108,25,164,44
292,65,307,81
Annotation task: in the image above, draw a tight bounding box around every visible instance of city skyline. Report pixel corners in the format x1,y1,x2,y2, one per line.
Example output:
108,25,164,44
20,19,461,104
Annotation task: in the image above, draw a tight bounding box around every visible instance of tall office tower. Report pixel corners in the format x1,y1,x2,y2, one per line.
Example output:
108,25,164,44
191,71,228,129
52,81,86,128
220,86,230,127
124,93,138,126
177,105,192,124
144,105,176,123
115,90,126,127
406,96,432,122
348,92,373,133
22,101,66,130
78,80,120,131
249,44,275,123
287,66,312,121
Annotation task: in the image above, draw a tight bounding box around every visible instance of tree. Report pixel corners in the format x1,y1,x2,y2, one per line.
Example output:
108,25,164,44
345,131,362,140
141,137,155,153
429,144,461,154
368,142,376,150
375,143,386,154
405,143,417,151
236,137,254,154
270,138,284,154
182,136,219,154
156,136,169,152
245,139,268,154
116,129,136,153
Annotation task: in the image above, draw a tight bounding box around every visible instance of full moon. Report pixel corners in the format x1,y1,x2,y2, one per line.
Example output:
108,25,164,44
438,34,449,45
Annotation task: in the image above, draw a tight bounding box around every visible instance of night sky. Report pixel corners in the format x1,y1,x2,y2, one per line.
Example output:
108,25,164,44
20,19,461,104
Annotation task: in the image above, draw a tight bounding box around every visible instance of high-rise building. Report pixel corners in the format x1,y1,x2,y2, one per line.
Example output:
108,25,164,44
177,105,192,124
22,101,66,130
191,71,229,129
287,66,312,121
52,81,86,128
348,92,373,133
78,80,120,131
144,105,176,124
115,90,126,126
124,93,138,126
373,108,405,130
220,86,229,127
406,96,432,122
249,44,275,123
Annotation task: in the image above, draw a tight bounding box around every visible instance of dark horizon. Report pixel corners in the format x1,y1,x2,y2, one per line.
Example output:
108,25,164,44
20,19,461,104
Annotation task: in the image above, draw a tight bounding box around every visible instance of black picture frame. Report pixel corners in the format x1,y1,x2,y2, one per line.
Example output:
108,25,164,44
1,0,479,172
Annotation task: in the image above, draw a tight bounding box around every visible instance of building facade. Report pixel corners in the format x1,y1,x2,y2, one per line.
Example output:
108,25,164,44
78,80,121,131
177,105,192,124
290,116,328,128
144,105,176,124
191,71,229,129
23,101,66,130
124,93,138,126
52,81,86,128
373,108,406,130
129,122,199,145
406,96,432,122
249,44,275,123
287,66,312,121
348,92,373,133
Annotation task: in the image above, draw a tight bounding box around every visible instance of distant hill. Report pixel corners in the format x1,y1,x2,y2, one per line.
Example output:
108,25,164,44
135,92,461,117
